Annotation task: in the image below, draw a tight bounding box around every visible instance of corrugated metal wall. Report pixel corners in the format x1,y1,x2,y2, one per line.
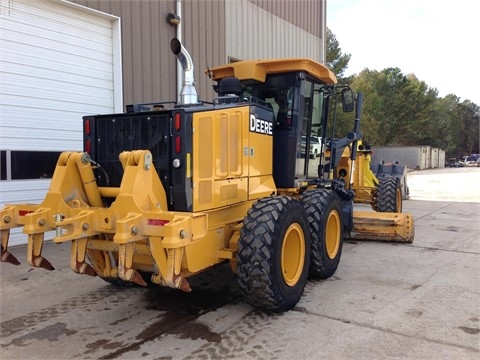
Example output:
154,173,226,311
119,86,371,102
71,0,177,105
225,0,324,63
70,0,325,105
70,0,226,105
250,0,323,37
180,0,226,101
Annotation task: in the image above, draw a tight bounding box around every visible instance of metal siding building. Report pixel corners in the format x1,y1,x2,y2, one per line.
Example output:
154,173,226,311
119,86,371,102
226,0,326,62
1,0,326,245
71,0,326,105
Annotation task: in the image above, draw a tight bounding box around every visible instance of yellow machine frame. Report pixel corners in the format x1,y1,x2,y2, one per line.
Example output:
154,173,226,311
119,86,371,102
337,141,382,205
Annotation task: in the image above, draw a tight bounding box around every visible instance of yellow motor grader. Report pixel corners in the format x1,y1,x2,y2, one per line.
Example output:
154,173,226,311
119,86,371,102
0,39,413,312
338,141,403,213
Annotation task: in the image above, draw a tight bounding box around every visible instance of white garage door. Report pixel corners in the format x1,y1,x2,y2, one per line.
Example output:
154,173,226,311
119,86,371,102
0,0,122,245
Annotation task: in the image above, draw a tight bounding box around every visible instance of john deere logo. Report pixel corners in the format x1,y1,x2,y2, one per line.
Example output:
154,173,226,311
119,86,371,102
249,114,273,136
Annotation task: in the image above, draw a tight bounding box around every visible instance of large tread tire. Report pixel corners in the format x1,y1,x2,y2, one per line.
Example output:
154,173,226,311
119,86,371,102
237,196,311,312
301,189,344,279
376,176,402,213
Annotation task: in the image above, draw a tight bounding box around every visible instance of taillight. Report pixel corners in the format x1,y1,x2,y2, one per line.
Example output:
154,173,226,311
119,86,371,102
175,135,181,153
84,118,91,135
147,219,170,226
174,112,181,131
85,139,91,154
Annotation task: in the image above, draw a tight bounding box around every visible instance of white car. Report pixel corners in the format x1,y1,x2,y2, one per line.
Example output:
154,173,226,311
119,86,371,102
464,154,480,167
301,136,322,159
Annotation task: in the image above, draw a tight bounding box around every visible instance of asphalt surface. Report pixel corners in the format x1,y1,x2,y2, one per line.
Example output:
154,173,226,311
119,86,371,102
0,167,479,359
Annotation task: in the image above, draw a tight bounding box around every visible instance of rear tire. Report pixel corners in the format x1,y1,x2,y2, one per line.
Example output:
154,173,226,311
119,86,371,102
301,189,344,279
376,176,402,213
237,196,311,312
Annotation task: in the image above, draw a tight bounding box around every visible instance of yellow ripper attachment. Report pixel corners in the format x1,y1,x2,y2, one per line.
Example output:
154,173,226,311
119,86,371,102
350,211,414,243
0,151,207,291
0,151,105,271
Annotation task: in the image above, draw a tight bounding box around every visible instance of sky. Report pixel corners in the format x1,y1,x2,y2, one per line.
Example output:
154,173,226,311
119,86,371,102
327,0,480,105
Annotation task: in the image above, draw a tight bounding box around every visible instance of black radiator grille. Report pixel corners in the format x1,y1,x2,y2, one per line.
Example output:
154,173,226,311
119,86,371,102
93,113,171,188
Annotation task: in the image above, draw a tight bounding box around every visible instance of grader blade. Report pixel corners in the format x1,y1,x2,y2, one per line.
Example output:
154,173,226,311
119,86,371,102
351,211,414,243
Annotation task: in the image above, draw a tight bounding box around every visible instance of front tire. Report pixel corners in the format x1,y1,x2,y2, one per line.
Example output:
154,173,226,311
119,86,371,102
237,196,311,312
301,189,344,279
376,176,402,213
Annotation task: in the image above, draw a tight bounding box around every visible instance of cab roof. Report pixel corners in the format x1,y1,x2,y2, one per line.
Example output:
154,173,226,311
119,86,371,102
207,58,337,84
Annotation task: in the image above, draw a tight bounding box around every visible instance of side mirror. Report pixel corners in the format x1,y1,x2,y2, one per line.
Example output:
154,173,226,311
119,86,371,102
341,88,355,113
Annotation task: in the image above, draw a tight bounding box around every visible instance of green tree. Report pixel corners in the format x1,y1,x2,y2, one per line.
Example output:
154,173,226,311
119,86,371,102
325,29,480,157
350,69,384,145
325,28,356,138
326,28,351,83
454,100,480,156
395,73,438,146
351,68,439,147
435,95,463,156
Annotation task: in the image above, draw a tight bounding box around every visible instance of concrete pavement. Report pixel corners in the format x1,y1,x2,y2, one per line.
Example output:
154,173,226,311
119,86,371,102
0,169,479,359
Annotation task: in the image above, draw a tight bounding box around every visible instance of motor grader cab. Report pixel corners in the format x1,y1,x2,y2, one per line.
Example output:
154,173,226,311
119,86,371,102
0,39,414,312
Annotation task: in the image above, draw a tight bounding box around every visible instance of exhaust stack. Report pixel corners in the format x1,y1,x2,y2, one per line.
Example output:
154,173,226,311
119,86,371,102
170,38,198,105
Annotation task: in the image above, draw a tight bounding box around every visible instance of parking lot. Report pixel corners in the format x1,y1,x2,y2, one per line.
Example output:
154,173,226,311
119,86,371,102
1,167,479,359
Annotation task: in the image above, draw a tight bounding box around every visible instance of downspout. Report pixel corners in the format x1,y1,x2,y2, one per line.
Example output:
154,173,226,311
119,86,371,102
321,0,327,65
176,0,182,103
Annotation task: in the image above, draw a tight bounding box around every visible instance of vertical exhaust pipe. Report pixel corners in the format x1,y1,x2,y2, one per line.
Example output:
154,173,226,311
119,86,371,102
170,38,198,105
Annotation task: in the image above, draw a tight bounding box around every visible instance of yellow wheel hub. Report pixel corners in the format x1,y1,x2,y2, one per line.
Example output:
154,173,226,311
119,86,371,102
281,223,305,287
326,210,341,259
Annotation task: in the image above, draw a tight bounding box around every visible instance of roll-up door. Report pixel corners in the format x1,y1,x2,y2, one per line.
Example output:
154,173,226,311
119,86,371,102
0,0,121,245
